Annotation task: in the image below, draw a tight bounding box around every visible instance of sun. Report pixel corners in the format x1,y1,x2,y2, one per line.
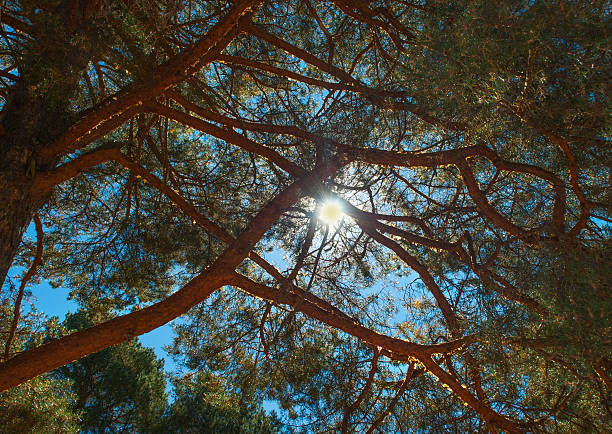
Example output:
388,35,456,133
319,200,344,225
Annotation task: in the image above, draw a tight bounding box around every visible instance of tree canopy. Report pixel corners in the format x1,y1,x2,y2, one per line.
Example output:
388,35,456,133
0,0,610,432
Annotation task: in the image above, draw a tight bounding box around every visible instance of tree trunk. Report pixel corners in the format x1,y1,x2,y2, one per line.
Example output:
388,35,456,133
0,171,37,291
0,87,45,288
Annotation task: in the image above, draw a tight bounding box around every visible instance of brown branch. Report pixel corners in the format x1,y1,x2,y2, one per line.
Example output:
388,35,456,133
341,348,381,433
287,217,317,283
3,214,44,361
361,211,434,235
473,267,546,315
482,154,567,232
93,62,107,100
0,165,323,391
336,197,459,331
593,357,612,392
38,0,263,164
331,0,415,57
112,151,231,243
303,0,335,63
32,143,124,196
347,144,566,241
545,133,590,236
505,106,588,236
364,363,415,434
259,302,272,356
374,220,458,252
378,220,544,313
168,89,322,142
216,54,417,103
216,54,352,93
0,69,18,81
226,272,475,359
148,103,304,177
244,22,462,132
245,21,363,87
459,162,534,241
420,356,522,433
0,12,33,35
344,144,484,167
368,229,458,331
324,187,543,317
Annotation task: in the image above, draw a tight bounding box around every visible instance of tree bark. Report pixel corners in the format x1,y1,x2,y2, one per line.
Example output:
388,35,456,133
0,161,38,289
0,86,52,287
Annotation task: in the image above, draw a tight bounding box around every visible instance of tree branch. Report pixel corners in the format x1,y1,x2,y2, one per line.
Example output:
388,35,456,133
38,0,262,164
364,363,414,434
341,348,381,433
0,165,322,391
3,214,44,361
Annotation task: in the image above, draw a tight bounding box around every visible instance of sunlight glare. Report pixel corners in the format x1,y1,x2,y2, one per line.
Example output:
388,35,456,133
319,200,344,225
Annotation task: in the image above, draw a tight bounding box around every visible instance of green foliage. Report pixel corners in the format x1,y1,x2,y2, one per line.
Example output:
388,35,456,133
158,372,280,434
0,297,78,432
0,375,79,434
46,311,280,433
533,240,611,365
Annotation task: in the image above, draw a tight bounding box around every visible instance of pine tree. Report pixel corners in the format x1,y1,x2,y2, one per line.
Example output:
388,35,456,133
0,1,610,431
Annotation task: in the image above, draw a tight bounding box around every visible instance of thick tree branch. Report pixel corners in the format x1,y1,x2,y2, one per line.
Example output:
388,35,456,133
38,0,262,164
32,143,125,196
420,355,522,432
0,165,327,391
226,272,475,358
